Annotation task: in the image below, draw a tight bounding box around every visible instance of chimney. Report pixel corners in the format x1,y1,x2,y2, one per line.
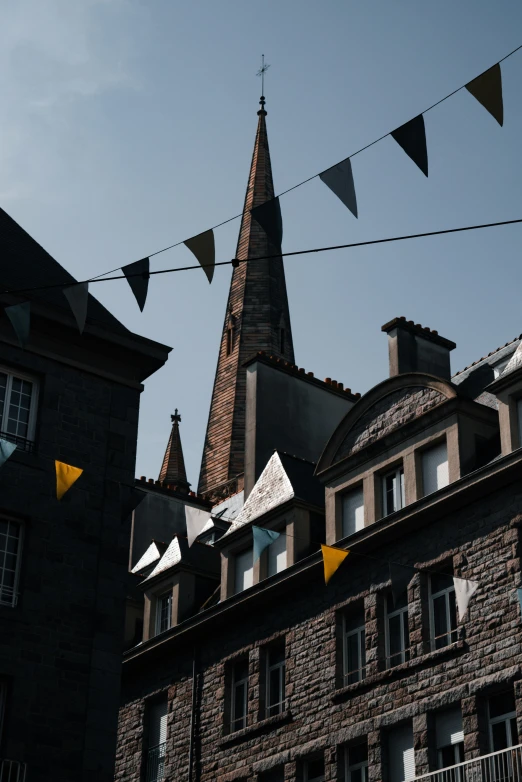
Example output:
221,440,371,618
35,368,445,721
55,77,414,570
381,317,456,380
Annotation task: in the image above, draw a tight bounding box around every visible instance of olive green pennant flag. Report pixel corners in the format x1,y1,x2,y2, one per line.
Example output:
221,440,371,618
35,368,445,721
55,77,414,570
319,158,358,218
5,302,30,349
122,258,150,311
465,63,503,126
391,114,428,177
184,230,215,284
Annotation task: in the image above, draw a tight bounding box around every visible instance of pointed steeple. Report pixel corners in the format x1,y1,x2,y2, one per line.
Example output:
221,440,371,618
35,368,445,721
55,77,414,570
159,409,190,492
198,98,295,499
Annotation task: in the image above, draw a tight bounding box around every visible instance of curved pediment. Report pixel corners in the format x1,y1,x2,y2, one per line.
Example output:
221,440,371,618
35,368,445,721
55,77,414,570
317,374,456,474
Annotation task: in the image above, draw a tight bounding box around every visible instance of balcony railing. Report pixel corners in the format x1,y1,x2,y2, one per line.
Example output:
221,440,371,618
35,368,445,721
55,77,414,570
0,759,27,782
145,742,166,782
413,744,522,782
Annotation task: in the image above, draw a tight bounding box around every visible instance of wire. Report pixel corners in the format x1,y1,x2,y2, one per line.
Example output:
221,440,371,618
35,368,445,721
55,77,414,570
2,216,521,297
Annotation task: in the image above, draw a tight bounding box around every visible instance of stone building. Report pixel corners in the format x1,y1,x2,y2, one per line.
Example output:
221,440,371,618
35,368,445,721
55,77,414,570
116,97,522,782
0,207,170,781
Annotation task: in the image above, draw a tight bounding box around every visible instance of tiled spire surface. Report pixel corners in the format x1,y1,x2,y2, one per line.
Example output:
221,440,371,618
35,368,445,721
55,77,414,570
198,99,295,498
159,409,190,491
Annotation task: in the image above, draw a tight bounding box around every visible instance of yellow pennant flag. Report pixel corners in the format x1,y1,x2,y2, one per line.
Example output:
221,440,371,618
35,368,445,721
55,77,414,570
321,544,350,585
55,460,83,500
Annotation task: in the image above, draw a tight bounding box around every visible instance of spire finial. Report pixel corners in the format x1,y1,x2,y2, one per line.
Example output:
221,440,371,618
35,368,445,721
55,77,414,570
171,408,181,424
256,54,270,115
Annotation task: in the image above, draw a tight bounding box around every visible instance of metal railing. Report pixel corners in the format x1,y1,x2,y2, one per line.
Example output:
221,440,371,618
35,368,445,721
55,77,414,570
413,744,522,782
145,742,166,782
0,759,27,782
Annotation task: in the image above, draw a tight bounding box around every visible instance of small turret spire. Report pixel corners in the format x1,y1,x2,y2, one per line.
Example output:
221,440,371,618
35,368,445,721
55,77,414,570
159,408,190,492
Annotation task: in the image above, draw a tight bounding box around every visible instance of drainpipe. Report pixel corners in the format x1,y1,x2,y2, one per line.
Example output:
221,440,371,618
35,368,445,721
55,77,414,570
188,651,197,782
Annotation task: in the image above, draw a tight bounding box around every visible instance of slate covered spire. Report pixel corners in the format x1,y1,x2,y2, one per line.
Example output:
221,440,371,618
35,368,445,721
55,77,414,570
198,98,295,499
159,409,190,491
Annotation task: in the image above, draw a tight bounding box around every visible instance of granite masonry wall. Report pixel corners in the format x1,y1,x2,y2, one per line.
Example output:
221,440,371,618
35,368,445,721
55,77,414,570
116,477,522,781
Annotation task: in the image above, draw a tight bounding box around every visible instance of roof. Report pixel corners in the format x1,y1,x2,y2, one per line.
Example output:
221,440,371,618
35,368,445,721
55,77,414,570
502,341,522,376
147,537,182,579
452,335,521,408
158,410,190,489
210,490,245,523
131,540,167,575
143,534,220,583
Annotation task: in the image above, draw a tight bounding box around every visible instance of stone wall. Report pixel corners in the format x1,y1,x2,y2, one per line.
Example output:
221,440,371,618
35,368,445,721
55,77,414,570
116,479,522,781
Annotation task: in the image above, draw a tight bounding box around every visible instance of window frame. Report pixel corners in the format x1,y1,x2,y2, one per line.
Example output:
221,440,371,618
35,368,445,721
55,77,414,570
0,365,39,448
303,756,325,782
385,593,410,668
342,613,366,685
344,741,369,782
381,465,405,517
266,642,286,718
420,439,449,497
230,658,249,732
435,706,464,771
266,528,287,578
341,485,365,539
0,517,24,608
234,547,254,594
429,573,458,651
488,692,518,752
154,590,173,636
145,697,168,782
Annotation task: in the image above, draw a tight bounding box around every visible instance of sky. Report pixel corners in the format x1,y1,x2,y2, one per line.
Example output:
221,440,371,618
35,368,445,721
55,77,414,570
1,0,522,487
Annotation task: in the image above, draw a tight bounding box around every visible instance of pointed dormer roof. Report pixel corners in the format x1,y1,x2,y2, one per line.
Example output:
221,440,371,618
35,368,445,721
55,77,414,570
198,99,295,500
158,409,190,491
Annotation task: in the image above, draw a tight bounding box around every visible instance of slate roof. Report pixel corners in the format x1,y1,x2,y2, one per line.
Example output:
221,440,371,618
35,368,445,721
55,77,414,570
502,341,522,377
210,490,245,523
130,540,167,575
143,534,221,583
147,536,183,579
452,335,521,408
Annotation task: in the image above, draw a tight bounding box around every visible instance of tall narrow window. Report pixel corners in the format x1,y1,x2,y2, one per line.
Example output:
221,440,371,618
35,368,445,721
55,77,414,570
0,519,22,607
382,466,405,516
422,441,449,497
267,531,287,577
436,707,464,770
226,328,233,356
345,741,368,782
343,612,366,685
0,368,38,450
385,593,410,668
488,691,518,751
303,756,325,782
155,591,172,636
230,658,249,732
146,698,168,782
266,642,286,717
342,487,365,538
388,723,415,782
234,549,253,594
430,572,457,650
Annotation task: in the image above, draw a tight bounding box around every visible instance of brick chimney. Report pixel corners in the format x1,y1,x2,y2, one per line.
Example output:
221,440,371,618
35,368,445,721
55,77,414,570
381,317,456,380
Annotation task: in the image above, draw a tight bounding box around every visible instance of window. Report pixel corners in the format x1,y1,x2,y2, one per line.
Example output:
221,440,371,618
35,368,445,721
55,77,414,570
344,741,368,782
303,756,325,782
0,519,22,607
226,328,233,356
430,572,457,650
343,612,366,685
234,548,253,594
260,766,284,782
517,399,522,448
266,642,286,717
385,593,410,668
146,698,167,782
230,658,248,732
436,707,464,769
267,531,287,577
422,441,449,497
388,723,415,782
155,591,172,636
382,466,405,516
342,487,364,538
488,691,518,751
0,368,38,449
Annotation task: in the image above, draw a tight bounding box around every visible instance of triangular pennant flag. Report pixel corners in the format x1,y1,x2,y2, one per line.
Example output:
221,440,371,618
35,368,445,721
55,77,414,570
321,544,349,586
120,486,147,523
251,197,283,248
453,577,479,621
185,505,211,547
319,158,358,218
63,283,89,334
0,439,16,467
389,562,412,607
55,460,83,500
517,588,522,620
5,302,30,349
122,258,150,311
184,230,215,284
391,114,428,177
252,525,281,563
465,63,503,126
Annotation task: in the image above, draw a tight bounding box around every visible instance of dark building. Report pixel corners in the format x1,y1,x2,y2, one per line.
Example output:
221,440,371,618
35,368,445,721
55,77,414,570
0,207,170,781
115,99,522,782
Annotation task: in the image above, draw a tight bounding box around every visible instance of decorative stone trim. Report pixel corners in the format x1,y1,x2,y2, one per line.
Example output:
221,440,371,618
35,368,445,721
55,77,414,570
219,709,292,746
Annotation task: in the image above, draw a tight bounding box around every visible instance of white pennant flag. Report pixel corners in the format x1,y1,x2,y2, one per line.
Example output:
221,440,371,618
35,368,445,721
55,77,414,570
185,505,211,547
453,577,479,621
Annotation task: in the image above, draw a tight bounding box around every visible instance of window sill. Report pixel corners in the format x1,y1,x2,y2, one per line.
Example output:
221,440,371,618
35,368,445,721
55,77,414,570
219,709,292,746
332,640,466,703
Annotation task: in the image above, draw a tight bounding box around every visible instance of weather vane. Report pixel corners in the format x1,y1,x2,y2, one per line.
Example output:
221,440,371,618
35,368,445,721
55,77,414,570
256,54,271,97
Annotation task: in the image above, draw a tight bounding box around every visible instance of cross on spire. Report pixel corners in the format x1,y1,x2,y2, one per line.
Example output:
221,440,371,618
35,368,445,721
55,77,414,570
171,409,181,424
256,54,270,106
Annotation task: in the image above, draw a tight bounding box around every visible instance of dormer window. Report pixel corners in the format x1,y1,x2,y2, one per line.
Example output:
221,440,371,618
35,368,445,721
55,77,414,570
421,440,449,497
382,466,405,516
234,548,253,594
267,530,286,577
155,591,172,636
342,486,364,538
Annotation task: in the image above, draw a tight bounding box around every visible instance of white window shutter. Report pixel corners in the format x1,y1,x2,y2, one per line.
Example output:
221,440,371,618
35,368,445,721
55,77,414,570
342,487,364,537
388,724,415,782
268,532,287,576
235,549,253,593
149,699,168,748
422,442,449,496
436,707,464,747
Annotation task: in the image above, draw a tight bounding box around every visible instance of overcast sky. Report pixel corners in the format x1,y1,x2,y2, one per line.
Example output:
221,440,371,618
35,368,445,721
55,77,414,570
2,0,522,487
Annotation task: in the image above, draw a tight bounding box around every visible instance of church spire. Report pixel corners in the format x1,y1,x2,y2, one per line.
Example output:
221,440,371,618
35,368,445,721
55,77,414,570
198,98,295,500
159,409,190,492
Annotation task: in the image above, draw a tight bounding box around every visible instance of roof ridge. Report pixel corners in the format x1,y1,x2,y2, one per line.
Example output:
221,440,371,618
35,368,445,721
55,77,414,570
453,334,522,377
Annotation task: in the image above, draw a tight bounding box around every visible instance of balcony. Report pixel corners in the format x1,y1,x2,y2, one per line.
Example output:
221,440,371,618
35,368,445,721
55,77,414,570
145,742,166,782
413,744,522,782
0,759,27,782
